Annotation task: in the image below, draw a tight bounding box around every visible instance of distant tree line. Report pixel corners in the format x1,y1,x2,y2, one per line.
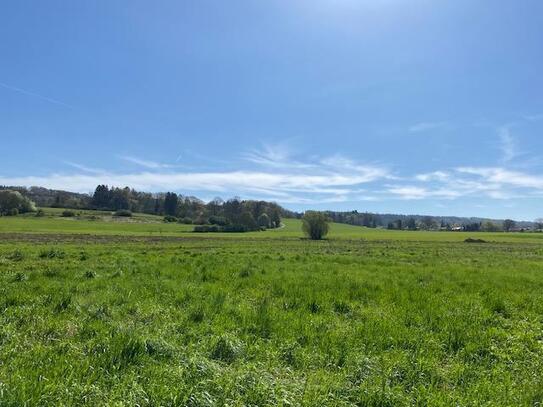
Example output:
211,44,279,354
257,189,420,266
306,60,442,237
90,185,287,232
324,209,538,232
0,185,294,231
385,217,523,232
1,185,540,232
0,186,91,209
325,211,383,228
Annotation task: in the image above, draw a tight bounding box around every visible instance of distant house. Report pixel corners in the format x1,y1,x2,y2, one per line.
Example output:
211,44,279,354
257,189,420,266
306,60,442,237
451,224,463,231
511,227,531,232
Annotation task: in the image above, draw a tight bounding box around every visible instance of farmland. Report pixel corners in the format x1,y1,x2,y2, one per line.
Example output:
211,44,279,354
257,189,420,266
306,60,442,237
1,211,543,406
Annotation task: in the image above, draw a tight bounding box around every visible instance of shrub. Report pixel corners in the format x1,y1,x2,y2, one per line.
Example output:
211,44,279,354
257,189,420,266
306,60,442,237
464,238,487,243
163,215,178,223
222,224,248,233
178,217,193,224
193,225,220,233
8,208,19,216
61,210,75,217
35,209,46,217
208,215,228,226
114,209,132,217
193,215,208,225
302,211,330,240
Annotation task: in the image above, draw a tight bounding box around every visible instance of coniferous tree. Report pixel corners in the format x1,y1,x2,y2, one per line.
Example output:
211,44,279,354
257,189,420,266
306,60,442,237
92,185,111,209
164,192,178,216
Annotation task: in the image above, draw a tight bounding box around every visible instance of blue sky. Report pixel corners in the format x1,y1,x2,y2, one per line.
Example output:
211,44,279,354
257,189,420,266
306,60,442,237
1,1,542,220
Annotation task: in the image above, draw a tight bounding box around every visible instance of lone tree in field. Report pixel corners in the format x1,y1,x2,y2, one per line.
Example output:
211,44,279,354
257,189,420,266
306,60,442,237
302,211,330,240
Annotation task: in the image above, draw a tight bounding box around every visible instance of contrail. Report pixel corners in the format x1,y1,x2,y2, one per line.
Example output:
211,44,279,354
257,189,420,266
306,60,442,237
0,81,75,109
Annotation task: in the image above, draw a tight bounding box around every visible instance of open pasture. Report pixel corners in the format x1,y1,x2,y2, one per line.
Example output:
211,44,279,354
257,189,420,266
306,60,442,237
2,210,543,243
1,216,543,405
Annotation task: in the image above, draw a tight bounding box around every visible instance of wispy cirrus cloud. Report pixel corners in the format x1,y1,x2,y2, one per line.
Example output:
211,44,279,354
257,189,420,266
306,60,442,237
414,171,450,182
408,121,447,133
4,163,543,204
63,161,106,175
523,113,543,122
242,143,316,170
0,81,74,109
244,144,391,181
385,185,463,200
456,167,543,190
119,155,180,169
498,125,519,163
384,166,543,201
0,147,391,204
0,169,386,203
3,139,543,206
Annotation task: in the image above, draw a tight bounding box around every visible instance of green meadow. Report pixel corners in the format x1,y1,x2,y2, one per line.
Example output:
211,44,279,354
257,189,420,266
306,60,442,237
1,210,543,405
2,209,542,243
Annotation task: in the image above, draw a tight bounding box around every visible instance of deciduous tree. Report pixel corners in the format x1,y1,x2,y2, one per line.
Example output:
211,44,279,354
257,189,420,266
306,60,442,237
302,211,330,240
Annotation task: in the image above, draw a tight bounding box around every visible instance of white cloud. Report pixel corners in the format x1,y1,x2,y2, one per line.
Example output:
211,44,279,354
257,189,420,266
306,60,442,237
498,126,518,162
0,164,389,205
119,156,179,169
5,141,543,207
1,145,397,204
386,185,462,200
415,171,450,182
4,162,543,205
63,162,106,175
243,143,315,170
457,167,543,190
384,165,543,202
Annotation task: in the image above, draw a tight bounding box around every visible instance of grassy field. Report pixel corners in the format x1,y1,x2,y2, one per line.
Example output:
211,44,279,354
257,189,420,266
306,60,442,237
1,212,543,405
2,208,543,243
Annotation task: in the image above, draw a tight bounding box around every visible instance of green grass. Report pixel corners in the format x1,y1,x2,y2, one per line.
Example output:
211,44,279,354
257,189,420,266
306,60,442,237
1,213,543,405
2,209,543,242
